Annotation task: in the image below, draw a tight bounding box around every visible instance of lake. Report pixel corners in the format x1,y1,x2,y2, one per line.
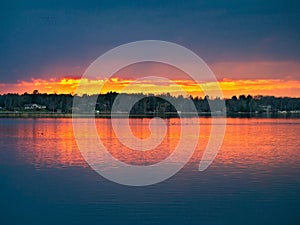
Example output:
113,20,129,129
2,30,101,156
0,118,299,225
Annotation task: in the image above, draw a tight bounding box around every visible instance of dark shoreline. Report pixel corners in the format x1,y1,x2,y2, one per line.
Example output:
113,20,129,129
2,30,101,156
0,112,299,118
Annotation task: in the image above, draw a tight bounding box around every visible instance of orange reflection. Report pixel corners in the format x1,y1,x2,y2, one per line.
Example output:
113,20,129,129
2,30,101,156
96,118,181,165
10,118,300,171
15,119,87,168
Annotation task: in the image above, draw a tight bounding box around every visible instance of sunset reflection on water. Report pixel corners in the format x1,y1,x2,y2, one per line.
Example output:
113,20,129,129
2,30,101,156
2,118,298,173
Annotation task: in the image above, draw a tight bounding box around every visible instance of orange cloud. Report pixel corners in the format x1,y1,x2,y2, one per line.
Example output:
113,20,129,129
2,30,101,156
3,59,298,98
0,77,299,98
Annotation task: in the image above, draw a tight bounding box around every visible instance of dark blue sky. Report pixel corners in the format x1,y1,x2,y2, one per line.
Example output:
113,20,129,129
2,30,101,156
0,0,299,83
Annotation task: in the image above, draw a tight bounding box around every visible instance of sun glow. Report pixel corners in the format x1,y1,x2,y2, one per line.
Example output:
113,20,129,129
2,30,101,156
1,77,299,98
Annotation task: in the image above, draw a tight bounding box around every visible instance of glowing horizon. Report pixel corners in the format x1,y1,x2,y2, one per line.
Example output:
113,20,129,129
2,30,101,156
1,77,299,98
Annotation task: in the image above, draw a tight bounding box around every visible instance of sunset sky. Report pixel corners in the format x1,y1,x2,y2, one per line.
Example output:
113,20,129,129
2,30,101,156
0,0,299,98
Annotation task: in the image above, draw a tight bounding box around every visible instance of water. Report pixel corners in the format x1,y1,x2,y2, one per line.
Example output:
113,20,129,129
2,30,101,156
0,118,299,225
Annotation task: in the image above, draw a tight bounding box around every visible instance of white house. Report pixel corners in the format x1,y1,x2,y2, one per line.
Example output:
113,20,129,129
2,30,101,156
24,104,47,110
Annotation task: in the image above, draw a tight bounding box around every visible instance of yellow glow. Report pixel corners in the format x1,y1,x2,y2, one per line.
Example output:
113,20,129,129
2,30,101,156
1,77,300,98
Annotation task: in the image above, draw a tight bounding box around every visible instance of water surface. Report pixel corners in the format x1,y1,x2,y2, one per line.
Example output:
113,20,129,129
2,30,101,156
0,118,299,225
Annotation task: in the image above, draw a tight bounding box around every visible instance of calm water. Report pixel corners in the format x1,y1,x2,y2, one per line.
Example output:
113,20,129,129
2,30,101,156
0,118,299,225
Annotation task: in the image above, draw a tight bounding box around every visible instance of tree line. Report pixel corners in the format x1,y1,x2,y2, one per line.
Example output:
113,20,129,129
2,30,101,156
0,90,300,114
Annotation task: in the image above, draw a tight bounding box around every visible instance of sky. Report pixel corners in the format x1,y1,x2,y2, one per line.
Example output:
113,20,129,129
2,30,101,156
0,0,300,97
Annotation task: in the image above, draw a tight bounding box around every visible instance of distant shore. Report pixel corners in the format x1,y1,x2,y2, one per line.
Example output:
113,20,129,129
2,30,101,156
0,111,299,118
